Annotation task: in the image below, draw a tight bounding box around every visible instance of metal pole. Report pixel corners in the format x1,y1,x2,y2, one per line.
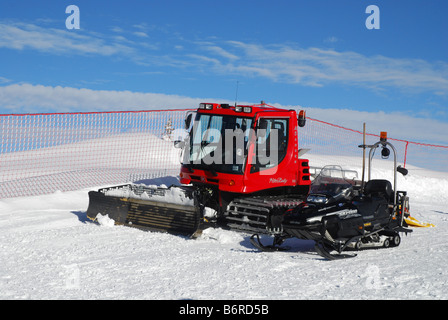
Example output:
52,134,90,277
361,123,366,193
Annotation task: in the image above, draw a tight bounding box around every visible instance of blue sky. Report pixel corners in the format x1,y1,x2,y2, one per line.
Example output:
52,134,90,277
0,0,447,143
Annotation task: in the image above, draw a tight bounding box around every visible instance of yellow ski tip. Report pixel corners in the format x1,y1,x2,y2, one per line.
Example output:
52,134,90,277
405,216,435,228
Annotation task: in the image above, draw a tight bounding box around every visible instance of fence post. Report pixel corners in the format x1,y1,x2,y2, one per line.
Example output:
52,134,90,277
404,141,409,168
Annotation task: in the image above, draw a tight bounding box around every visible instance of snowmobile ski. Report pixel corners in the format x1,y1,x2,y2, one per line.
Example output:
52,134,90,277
249,234,290,252
314,241,357,260
87,184,202,237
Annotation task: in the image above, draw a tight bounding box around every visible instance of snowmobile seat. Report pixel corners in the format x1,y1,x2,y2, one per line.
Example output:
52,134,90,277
352,179,393,221
364,179,393,203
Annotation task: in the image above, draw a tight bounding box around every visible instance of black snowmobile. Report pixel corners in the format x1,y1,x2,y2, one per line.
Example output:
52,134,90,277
251,132,413,260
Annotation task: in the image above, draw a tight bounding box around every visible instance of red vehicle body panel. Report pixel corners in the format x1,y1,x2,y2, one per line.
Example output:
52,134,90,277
179,103,311,195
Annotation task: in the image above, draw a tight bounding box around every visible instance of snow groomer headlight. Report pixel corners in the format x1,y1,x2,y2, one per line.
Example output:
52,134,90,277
306,194,328,204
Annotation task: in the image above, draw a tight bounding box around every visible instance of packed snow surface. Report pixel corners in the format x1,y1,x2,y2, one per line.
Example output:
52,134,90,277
1,163,448,300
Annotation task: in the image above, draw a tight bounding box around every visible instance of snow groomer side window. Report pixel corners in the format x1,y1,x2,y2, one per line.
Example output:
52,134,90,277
251,118,288,173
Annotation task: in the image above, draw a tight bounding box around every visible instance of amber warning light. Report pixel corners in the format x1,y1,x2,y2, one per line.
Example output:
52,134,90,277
298,110,306,127
380,131,387,142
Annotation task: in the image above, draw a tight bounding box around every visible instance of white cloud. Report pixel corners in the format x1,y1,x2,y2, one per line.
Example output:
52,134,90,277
111,26,124,33
191,41,448,94
1,83,447,145
0,77,11,84
133,31,149,38
0,22,135,57
0,83,222,113
1,22,446,95
204,46,239,61
324,36,339,43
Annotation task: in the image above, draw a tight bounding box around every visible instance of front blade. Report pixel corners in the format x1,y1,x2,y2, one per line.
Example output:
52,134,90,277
87,184,201,237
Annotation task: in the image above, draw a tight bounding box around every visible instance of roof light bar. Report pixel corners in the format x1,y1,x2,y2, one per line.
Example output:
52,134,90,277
235,106,252,113
199,103,214,110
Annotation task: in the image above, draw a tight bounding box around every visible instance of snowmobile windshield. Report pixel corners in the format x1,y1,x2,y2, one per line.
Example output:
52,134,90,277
308,166,355,203
185,113,254,174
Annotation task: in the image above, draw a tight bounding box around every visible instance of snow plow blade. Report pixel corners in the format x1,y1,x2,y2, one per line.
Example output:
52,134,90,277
405,216,435,228
86,184,202,237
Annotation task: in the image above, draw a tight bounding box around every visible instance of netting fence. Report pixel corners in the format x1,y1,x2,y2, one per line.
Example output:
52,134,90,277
0,110,191,198
1,108,447,198
301,117,448,173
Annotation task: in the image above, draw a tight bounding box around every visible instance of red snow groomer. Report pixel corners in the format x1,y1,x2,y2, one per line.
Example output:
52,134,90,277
87,102,311,237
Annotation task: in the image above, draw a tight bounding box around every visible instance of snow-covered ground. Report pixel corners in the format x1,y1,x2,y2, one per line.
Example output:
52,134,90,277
1,159,447,301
